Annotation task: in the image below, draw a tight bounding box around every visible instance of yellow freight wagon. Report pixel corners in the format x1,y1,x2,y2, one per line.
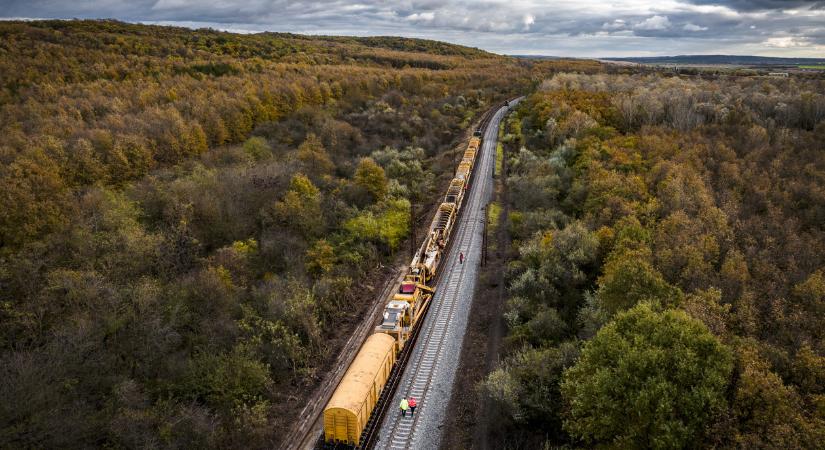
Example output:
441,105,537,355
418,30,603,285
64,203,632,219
468,136,481,150
456,160,472,180
444,178,465,205
323,333,397,446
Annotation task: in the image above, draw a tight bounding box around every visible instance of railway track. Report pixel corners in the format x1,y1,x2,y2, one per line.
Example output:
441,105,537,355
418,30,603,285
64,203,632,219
376,99,521,450
285,99,518,450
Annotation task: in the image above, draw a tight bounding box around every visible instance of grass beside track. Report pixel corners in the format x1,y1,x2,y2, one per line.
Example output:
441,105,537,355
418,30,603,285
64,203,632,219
495,122,504,176
487,202,501,253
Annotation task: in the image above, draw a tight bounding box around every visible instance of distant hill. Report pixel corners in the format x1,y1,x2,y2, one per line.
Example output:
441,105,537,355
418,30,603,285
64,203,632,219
290,34,491,58
600,54,825,66
511,55,565,60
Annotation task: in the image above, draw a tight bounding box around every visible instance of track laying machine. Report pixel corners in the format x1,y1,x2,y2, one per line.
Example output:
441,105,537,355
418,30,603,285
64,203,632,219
321,107,503,448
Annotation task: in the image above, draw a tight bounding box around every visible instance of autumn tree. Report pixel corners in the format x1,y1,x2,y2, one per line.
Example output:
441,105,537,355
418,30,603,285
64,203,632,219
296,133,334,180
305,239,335,276
714,340,825,448
354,157,388,204
270,173,323,238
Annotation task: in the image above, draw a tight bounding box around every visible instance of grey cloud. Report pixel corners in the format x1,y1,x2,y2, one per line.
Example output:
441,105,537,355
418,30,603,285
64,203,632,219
684,0,822,11
1,0,823,57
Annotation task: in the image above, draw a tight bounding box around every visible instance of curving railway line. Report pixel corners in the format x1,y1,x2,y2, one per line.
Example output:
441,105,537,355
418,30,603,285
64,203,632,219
376,99,521,449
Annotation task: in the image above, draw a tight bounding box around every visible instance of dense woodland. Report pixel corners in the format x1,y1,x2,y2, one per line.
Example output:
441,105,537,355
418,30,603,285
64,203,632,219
480,71,825,448
0,20,550,448
5,19,825,450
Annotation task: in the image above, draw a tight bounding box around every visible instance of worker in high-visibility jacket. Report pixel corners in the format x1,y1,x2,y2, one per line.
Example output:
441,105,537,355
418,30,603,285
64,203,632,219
400,397,409,417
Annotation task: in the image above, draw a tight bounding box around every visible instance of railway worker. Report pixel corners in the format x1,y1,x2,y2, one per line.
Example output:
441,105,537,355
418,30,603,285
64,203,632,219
400,397,409,417
459,252,464,264
408,396,417,416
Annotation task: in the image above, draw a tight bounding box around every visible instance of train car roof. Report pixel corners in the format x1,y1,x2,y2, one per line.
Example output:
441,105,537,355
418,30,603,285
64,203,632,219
325,333,396,413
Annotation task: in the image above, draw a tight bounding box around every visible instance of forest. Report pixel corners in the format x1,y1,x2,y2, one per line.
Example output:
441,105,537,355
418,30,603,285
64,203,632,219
0,19,556,448
475,69,825,448
5,18,824,450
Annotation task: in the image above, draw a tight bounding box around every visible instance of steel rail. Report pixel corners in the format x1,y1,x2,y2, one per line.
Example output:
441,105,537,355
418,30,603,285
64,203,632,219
375,97,521,450
304,98,518,450
357,101,504,450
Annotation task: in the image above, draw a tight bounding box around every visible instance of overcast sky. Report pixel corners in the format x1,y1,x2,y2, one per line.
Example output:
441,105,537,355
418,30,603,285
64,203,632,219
3,0,825,57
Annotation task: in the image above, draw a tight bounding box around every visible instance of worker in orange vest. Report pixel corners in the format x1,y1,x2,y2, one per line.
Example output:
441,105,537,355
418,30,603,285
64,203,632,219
408,396,417,417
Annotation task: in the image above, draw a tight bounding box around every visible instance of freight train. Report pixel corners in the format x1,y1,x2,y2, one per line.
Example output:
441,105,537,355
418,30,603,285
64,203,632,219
321,105,502,449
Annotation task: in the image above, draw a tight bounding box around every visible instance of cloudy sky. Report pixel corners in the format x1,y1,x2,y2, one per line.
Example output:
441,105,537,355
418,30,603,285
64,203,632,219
3,0,825,57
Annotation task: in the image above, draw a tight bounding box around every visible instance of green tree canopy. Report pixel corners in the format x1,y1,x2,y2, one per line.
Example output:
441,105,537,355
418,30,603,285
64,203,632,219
597,249,683,315
561,303,733,449
344,198,410,252
242,136,272,161
479,343,579,432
